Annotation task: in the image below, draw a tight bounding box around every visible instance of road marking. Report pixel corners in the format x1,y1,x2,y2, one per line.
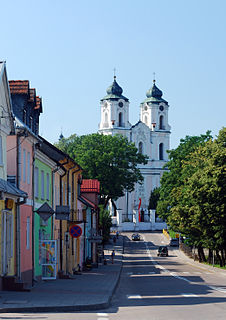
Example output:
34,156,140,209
127,295,142,299
209,286,226,293
97,318,108,320
182,293,198,297
194,272,202,274
170,272,191,283
182,272,190,274
97,313,108,316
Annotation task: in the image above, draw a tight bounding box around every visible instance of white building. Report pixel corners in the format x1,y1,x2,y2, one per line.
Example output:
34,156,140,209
98,76,170,230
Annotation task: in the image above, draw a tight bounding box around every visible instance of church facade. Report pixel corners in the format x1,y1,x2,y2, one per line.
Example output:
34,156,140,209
98,77,171,229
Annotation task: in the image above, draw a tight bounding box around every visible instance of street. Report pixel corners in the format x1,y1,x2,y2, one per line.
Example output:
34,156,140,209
3,232,226,320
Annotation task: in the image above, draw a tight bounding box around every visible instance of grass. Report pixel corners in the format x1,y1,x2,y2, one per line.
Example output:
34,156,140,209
203,262,226,270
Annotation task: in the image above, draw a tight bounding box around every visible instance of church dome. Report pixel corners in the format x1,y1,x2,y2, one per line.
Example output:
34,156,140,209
106,76,123,96
101,76,129,101
146,80,163,99
143,80,168,104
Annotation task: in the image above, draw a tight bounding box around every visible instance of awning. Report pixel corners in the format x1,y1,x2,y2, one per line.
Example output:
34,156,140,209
0,178,27,198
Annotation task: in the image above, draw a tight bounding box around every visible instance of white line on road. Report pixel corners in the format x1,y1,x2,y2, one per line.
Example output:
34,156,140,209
209,286,226,294
97,318,108,320
182,293,198,297
127,295,142,299
97,313,108,316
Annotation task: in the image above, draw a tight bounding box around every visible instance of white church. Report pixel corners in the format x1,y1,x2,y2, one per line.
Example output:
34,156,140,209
98,76,170,231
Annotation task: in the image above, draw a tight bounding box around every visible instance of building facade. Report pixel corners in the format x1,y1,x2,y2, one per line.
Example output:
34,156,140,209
99,77,171,229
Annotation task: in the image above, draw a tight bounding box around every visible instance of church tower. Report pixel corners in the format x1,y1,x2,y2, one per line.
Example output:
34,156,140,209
139,80,171,161
99,76,131,139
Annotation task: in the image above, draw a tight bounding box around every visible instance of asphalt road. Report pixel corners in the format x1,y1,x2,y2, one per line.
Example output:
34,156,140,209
3,231,226,320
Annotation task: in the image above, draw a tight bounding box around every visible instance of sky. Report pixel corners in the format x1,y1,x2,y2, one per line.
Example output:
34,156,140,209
1,0,226,149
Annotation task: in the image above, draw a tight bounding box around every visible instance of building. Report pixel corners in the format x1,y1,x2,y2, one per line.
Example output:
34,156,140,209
0,62,27,291
99,76,170,230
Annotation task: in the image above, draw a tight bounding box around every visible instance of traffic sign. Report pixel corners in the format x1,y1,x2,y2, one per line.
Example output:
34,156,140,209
69,225,82,238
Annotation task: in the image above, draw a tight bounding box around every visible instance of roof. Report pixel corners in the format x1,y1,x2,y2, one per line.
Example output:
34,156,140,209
35,96,42,112
101,76,129,102
78,195,96,209
9,80,29,95
81,179,100,193
143,80,168,104
0,178,27,198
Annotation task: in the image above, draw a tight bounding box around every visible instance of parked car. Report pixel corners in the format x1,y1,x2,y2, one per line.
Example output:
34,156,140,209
170,238,179,247
157,246,168,257
132,233,140,241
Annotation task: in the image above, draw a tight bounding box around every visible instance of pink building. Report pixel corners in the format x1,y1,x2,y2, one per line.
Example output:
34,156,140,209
7,81,42,288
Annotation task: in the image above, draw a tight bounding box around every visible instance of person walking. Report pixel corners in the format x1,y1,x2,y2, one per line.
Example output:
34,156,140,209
111,250,115,264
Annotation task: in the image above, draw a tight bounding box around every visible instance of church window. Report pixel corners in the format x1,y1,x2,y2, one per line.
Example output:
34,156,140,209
159,143,164,160
119,112,123,127
144,116,148,125
138,141,143,154
159,115,164,129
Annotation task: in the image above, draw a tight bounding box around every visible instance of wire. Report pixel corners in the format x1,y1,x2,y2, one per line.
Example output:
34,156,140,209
7,136,27,153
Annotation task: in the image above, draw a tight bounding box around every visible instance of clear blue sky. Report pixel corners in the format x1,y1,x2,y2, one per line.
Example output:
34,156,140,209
1,0,225,149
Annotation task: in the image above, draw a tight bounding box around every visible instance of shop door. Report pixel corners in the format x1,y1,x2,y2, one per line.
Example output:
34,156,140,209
40,240,57,279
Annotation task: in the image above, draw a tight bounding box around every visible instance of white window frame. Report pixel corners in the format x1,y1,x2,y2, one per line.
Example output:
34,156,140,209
34,167,39,198
23,149,26,182
26,216,30,249
27,152,31,184
46,172,50,201
41,170,45,200
0,136,3,165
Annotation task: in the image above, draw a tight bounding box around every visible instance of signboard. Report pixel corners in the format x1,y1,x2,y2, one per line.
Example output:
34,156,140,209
69,224,82,238
175,233,180,238
40,240,57,280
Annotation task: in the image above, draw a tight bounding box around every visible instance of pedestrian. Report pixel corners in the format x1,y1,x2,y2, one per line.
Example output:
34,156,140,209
113,235,116,243
116,231,119,239
111,250,115,264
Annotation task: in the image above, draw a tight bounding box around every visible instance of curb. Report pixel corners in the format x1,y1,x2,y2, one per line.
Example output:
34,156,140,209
0,237,124,313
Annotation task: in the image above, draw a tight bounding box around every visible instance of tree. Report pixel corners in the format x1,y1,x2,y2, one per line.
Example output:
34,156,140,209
56,133,148,206
99,205,112,244
157,131,212,223
148,188,160,210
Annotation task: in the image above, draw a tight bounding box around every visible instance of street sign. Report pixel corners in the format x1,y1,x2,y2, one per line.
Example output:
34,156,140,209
69,224,82,238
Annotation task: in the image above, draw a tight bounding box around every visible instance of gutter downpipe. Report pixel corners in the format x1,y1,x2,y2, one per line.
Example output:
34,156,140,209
69,167,80,271
59,160,68,273
16,134,21,280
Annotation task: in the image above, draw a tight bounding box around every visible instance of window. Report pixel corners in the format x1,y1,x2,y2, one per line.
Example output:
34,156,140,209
26,217,30,249
27,152,30,184
119,112,123,127
41,170,45,199
159,143,164,160
159,115,164,129
34,167,39,198
46,173,50,200
144,116,148,125
23,110,26,124
138,142,143,154
64,182,67,204
30,116,33,130
23,149,26,182
0,136,3,165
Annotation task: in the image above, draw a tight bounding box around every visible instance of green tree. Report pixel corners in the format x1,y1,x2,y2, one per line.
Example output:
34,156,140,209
56,133,147,206
99,205,112,244
148,187,160,210
157,131,212,223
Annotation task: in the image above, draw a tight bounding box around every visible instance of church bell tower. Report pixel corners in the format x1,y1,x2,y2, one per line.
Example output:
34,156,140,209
99,76,131,139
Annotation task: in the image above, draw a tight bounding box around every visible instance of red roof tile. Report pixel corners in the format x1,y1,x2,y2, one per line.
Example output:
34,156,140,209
81,179,100,193
9,80,29,95
35,96,42,111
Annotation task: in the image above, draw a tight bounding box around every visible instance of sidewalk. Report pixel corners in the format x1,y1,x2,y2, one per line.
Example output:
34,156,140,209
0,235,123,313
161,233,226,275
